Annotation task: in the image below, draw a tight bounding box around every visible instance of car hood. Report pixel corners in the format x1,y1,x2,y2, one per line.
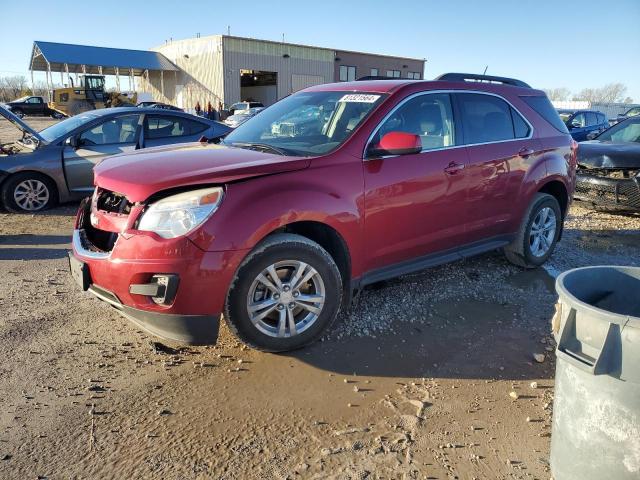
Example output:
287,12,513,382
577,140,640,169
94,142,311,202
0,104,45,144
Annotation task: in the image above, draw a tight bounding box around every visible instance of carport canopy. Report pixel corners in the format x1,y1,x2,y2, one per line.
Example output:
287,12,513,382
30,41,179,76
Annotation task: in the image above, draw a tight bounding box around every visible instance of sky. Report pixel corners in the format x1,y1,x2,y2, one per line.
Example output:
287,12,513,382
2,0,639,100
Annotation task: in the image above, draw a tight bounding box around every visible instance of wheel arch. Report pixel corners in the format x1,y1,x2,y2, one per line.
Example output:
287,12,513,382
257,220,353,305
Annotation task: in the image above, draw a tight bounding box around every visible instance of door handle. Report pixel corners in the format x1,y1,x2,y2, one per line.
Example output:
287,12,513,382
444,162,465,175
518,147,535,157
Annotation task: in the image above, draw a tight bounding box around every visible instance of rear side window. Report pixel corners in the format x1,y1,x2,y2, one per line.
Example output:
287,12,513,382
146,116,207,139
521,95,569,133
457,93,528,144
586,112,598,126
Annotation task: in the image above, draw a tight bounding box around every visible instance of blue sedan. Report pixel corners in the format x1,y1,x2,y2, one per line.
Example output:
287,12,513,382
0,106,231,212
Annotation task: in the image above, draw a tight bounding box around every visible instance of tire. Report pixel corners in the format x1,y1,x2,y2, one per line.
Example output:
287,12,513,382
11,109,24,118
51,111,65,119
504,193,562,268
225,233,343,352
1,172,57,213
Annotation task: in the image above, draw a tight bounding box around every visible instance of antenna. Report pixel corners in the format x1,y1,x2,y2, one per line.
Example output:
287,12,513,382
482,65,488,75
227,25,231,36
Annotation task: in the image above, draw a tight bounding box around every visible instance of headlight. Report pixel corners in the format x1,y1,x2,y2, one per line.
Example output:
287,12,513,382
137,187,223,239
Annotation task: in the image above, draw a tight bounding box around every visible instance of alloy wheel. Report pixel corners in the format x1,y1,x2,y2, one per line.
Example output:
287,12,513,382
13,179,50,211
529,207,557,257
246,260,326,338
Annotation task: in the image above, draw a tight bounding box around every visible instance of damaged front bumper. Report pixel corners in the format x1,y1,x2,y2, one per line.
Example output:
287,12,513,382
575,167,640,211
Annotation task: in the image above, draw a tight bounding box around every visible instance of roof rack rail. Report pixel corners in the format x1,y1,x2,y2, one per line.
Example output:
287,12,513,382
435,73,531,88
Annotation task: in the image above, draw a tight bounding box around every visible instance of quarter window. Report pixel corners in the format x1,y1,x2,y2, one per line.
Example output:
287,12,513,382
372,93,456,151
145,115,207,139
457,93,528,144
78,114,140,146
339,65,356,82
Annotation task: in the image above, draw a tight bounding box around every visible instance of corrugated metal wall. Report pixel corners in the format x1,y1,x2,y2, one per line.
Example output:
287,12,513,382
140,36,225,112
222,37,334,106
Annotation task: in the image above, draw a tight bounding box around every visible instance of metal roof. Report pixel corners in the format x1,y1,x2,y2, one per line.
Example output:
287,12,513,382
30,41,179,75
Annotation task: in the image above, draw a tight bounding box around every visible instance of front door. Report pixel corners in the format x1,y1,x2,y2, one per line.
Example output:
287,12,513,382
363,92,469,273
63,114,141,192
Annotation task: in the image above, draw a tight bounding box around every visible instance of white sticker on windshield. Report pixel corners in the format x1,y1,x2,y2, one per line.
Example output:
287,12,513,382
338,94,380,103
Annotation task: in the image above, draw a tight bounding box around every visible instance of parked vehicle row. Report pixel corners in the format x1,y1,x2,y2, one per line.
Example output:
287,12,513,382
0,105,230,212
69,73,577,352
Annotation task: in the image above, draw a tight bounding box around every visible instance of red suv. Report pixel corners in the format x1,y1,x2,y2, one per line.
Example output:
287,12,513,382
70,73,576,352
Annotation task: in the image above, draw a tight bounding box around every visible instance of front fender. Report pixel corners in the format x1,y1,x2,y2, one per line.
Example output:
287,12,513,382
188,161,364,275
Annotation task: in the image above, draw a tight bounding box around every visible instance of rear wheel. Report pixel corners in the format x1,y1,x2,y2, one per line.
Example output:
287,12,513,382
504,193,562,268
1,172,57,213
225,233,342,352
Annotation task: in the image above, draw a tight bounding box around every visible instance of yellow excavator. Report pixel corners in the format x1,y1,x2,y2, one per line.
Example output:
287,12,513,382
49,75,137,116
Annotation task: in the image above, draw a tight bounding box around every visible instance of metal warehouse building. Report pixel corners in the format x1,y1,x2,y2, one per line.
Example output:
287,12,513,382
140,35,425,111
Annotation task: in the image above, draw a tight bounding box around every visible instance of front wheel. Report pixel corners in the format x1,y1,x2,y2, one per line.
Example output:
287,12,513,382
1,172,57,213
225,233,343,352
504,193,562,268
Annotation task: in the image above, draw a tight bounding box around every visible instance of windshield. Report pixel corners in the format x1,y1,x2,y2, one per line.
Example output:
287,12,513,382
596,118,640,143
222,91,385,156
38,112,100,142
11,96,29,103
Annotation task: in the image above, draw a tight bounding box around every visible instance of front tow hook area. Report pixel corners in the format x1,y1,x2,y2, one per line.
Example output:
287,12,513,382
129,274,179,305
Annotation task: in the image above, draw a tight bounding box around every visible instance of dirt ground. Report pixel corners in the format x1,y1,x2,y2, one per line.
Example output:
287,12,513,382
1,117,640,479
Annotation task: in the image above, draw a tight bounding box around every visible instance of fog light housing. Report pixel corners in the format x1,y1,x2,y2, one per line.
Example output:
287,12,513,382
129,274,179,305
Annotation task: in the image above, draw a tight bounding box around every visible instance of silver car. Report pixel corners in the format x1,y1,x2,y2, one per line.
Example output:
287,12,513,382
0,106,231,212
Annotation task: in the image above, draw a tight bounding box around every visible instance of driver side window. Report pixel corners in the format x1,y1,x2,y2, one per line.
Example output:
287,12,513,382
374,93,456,151
78,115,140,146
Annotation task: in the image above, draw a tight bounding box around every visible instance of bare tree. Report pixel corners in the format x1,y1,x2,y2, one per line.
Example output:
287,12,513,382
574,83,629,103
543,87,571,101
623,96,634,104
0,75,30,102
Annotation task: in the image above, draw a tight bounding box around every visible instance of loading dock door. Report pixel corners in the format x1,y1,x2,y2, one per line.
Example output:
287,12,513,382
291,74,325,93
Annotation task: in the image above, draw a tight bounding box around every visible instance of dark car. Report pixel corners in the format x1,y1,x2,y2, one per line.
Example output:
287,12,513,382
5,96,64,119
558,109,609,141
70,73,576,352
575,116,640,212
0,106,231,212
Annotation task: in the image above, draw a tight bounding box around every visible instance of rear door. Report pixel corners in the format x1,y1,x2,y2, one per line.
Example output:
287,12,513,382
63,113,141,192
363,92,469,272
142,114,210,147
454,92,539,242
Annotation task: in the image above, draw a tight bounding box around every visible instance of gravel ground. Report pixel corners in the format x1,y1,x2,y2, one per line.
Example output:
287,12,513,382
1,203,638,479
1,116,639,479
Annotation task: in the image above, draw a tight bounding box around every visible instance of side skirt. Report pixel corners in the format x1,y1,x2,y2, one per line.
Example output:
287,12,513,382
353,235,514,289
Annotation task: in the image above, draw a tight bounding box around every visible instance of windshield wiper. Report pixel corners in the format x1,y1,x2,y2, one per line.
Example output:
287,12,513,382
229,142,288,156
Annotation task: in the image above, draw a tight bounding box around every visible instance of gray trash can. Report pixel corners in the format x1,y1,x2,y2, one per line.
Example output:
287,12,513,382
551,266,640,480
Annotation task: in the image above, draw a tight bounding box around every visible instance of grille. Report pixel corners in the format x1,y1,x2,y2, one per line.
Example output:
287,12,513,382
96,188,132,215
576,174,640,208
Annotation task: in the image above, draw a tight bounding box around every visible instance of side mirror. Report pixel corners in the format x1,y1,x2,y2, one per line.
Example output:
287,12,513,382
368,132,422,158
66,136,79,148
569,120,581,129
586,131,599,140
